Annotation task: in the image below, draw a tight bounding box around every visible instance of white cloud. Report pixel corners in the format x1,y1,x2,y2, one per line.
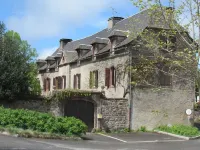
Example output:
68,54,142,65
38,46,58,59
6,0,132,40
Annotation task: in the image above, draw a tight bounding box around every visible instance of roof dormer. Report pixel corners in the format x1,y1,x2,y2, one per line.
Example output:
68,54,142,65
75,44,92,57
75,44,92,65
108,30,129,55
91,37,109,60
36,59,46,68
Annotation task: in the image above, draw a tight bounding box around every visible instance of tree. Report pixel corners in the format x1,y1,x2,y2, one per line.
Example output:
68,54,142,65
124,1,198,94
0,22,40,100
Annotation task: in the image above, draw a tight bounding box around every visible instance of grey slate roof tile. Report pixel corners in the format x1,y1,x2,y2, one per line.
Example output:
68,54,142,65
39,64,47,71
39,8,177,70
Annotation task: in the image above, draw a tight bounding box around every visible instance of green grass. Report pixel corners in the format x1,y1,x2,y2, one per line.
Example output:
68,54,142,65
156,124,200,137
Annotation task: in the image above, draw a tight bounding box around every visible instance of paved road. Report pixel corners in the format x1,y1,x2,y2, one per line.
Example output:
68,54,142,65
0,132,200,150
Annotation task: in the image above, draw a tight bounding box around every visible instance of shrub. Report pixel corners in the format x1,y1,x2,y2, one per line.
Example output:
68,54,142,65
0,107,87,136
139,126,147,132
157,124,200,137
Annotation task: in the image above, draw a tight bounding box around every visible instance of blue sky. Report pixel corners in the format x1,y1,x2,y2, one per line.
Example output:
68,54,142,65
0,0,139,59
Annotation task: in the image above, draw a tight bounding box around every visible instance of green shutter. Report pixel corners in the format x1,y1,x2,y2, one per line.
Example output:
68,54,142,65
89,71,92,89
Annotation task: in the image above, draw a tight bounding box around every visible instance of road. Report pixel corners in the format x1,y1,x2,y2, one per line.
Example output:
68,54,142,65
0,132,200,150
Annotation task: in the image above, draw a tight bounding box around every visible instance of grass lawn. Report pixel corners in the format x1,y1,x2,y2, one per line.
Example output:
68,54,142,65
155,124,200,137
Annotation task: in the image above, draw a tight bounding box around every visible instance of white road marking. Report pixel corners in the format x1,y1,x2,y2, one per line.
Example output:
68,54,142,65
97,133,128,143
129,139,186,144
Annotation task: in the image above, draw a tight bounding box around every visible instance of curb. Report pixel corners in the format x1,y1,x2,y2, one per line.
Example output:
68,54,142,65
154,130,200,140
0,131,18,137
0,131,81,140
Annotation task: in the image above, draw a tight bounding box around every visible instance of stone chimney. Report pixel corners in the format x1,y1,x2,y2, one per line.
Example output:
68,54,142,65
108,17,124,29
60,38,72,49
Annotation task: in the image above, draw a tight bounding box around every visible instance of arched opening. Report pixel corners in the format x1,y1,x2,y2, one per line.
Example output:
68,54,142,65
64,99,95,131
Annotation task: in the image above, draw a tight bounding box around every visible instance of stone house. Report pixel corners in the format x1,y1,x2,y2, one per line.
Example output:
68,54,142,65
37,7,195,131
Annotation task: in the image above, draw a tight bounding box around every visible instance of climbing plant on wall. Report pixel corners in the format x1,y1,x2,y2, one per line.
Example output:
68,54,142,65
45,89,92,102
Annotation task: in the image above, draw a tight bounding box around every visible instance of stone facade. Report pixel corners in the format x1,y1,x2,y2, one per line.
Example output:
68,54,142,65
131,74,194,130
101,98,128,130
1,99,49,113
36,8,195,131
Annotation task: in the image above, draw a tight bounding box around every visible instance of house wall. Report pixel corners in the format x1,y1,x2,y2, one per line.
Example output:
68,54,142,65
38,64,70,95
131,73,195,130
70,54,129,98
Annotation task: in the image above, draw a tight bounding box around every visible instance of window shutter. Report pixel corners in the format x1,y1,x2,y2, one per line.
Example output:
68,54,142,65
78,74,81,89
114,67,116,87
89,71,92,89
105,68,110,88
53,78,55,86
74,75,76,89
48,79,51,91
63,76,66,89
55,77,58,89
43,79,46,91
95,71,98,88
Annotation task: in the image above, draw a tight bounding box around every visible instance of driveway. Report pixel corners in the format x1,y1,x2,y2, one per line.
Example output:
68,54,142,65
0,132,200,150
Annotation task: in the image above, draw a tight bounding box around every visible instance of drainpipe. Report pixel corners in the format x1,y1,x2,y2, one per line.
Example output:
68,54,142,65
128,48,132,130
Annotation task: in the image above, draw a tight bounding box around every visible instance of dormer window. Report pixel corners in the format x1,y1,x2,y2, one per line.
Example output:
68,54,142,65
75,44,92,66
108,30,129,55
45,56,55,72
90,37,109,61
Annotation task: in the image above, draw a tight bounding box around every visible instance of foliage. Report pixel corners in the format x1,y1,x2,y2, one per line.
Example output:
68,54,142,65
0,106,87,136
157,124,200,137
139,126,147,132
0,126,81,140
194,102,200,111
0,22,40,100
129,0,198,98
46,89,92,102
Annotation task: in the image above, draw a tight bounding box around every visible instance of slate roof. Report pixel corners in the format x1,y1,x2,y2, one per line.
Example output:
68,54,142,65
75,44,92,50
91,37,109,45
63,51,78,63
108,30,129,38
39,64,47,71
36,59,46,63
39,7,176,70
45,56,55,61
49,63,56,69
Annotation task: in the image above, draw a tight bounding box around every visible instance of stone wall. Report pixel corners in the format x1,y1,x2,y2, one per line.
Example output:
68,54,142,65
1,98,49,113
131,87,194,130
100,98,128,131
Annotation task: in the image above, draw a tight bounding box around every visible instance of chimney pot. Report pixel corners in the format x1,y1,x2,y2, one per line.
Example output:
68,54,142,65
108,17,124,29
60,38,72,49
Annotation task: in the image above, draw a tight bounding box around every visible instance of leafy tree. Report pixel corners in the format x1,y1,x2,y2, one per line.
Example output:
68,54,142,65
123,1,198,93
0,22,40,100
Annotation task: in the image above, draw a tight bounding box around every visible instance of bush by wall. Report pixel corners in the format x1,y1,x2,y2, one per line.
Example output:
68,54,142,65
0,107,87,136
157,124,200,137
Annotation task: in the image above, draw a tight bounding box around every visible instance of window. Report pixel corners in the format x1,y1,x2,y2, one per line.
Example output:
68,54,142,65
55,77,63,89
89,70,98,89
159,34,176,52
158,64,171,86
53,78,56,89
63,76,66,89
44,78,50,92
105,67,116,88
73,74,81,89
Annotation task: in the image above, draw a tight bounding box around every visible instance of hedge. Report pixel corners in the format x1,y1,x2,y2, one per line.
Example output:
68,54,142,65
0,107,87,136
